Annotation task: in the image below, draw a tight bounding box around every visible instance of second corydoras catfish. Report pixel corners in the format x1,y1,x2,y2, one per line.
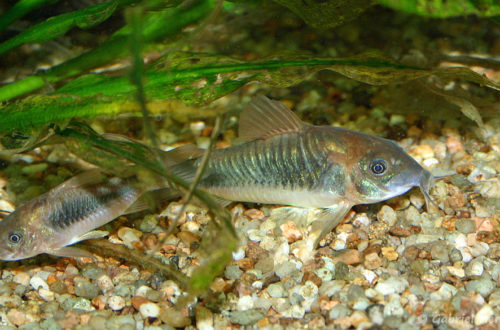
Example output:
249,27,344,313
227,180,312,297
171,95,435,252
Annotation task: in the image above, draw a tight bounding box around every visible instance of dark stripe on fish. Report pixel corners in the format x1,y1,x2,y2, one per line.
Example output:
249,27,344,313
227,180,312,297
199,133,343,192
50,185,133,230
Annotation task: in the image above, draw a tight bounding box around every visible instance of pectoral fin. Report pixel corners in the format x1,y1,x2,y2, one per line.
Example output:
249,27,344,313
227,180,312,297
67,230,109,245
268,204,351,262
49,246,96,259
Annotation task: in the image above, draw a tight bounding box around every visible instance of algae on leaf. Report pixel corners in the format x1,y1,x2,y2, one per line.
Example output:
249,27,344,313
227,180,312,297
272,0,374,29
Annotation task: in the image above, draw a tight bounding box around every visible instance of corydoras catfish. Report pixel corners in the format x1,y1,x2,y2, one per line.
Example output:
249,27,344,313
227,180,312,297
170,95,435,251
0,171,152,261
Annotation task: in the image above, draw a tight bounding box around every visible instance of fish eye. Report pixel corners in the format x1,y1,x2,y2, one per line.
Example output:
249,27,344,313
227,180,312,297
8,232,22,244
370,159,388,176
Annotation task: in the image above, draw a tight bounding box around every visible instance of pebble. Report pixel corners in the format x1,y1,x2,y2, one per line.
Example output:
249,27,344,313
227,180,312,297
117,227,142,247
364,252,382,269
465,259,484,277
377,206,398,226
237,295,254,311
383,295,404,317
38,288,55,302
61,297,94,312
329,304,351,319
139,215,159,232
267,282,287,298
465,278,495,298
13,272,30,287
195,305,214,330
74,278,100,299
30,276,49,291
430,242,450,264
319,280,345,297
224,265,243,280
474,304,494,326
275,261,298,279
375,277,408,296
449,248,463,263
96,274,114,292
455,219,476,234
108,296,126,311
139,302,161,318
160,308,191,327
229,310,264,326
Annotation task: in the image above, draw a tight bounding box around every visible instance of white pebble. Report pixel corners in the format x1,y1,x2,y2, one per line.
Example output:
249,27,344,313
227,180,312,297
377,206,397,226
353,213,370,227
13,272,30,286
117,227,142,247
108,296,126,311
247,229,263,242
30,276,49,291
361,270,377,284
447,266,465,278
232,247,245,261
139,302,160,318
237,295,254,311
423,157,439,167
189,121,205,136
38,288,55,302
475,304,494,326
135,285,152,298
375,277,408,296
96,275,114,292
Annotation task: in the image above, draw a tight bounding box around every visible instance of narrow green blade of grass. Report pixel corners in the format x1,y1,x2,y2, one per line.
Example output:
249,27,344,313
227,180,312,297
0,0,60,33
0,0,215,102
0,52,498,137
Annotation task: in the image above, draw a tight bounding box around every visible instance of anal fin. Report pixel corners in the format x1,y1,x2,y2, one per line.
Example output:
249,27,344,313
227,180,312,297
70,230,109,244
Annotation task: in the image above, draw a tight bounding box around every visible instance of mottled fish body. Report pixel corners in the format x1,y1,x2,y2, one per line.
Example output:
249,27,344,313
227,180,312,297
0,171,145,260
176,96,434,209
171,96,435,246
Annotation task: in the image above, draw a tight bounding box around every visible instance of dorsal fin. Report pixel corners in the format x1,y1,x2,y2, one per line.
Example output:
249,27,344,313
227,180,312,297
52,170,104,194
162,144,204,167
238,95,306,141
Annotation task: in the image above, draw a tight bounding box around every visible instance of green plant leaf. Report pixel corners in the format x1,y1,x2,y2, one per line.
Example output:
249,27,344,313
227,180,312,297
377,0,500,18
0,0,60,33
0,0,215,101
1,52,498,136
0,0,139,56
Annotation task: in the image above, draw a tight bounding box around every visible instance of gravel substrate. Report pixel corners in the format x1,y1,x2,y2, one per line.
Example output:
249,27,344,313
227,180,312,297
0,90,499,329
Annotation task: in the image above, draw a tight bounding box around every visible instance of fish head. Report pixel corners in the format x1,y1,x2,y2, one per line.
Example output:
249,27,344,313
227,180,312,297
347,134,435,207
0,207,42,261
